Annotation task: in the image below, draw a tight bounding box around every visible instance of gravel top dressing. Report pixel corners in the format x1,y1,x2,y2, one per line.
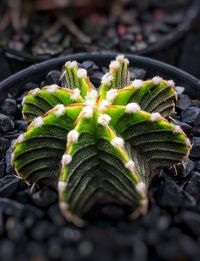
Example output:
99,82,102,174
0,61,200,260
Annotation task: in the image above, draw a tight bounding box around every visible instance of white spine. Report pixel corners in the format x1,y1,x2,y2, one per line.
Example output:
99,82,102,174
131,79,143,89
77,68,87,78
71,88,80,100
46,84,58,93
62,154,72,165
150,112,162,122
32,88,40,96
111,137,124,148
67,130,80,143
125,103,141,113
152,76,163,85
33,116,44,127
98,114,111,126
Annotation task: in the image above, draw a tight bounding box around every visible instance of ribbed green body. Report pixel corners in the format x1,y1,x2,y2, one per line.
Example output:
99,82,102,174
12,55,190,226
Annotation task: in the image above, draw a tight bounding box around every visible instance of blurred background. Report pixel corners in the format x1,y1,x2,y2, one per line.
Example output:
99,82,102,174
0,0,199,81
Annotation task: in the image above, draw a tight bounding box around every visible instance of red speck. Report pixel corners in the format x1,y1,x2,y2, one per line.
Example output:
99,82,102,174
136,34,143,42
90,13,99,23
118,24,126,36
13,33,21,42
154,9,164,19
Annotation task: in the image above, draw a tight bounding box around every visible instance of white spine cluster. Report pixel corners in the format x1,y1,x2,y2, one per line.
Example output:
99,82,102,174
32,88,40,96
150,112,162,122
62,154,72,165
71,88,80,100
54,104,65,117
106,89,118,102
16,134,25,143
116,54,125,62
33,116,44,127
46,84,58,93
98,114,111,126
99,100,110,112
116,55,129,64
136,182,146,194
125,160,135,172
67,130,79,143
109,60,120,70
186,138,191,147
77,68,87,78
111,137,124,148
131,79,143,89
152,76,163,85
86,90,98,100
101,73,113,85
125,103,141,113
69,61,78,68
58,181,67,192
85,90,98,107
167,80,175,87
173,125,183,134
82,106,93,118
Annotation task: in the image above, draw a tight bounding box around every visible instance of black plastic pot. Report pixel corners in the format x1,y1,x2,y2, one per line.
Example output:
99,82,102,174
0,52,199,103
0,0,199,76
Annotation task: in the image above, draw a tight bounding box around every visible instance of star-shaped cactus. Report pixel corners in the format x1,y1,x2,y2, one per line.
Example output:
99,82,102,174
11,55,191,226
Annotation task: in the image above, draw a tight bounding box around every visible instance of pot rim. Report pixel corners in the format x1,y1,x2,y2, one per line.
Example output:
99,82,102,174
0,0,199,62
0,52,199,101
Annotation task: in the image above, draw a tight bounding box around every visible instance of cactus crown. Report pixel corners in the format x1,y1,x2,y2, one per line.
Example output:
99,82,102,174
12,55,191,226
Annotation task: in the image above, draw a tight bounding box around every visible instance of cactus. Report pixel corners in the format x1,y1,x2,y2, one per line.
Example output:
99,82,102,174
11,55,191,226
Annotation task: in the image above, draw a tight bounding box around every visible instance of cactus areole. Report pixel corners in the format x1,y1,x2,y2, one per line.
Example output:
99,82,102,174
12,55,191,226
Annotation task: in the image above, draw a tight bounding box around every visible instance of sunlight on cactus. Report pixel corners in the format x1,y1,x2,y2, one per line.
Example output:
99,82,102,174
11,55,191,226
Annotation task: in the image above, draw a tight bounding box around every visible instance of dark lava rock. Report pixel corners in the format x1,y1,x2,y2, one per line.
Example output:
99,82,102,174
0,175,25,198
15,120,27,131
47,204,66,226
177,94,192,110
173,119,192,134
184,171,200,204
190,137,200,158
175,86,185,96
0,240,15,261
181,106,200,124
129,68,146,80
6,145,15,175
154,178,195,209
31,187,57,208
0,113,14,133
24,82,38,91
0,137,10,155
175,210,200,237
90,71,104,86
31,220,56,241
82,61,99,72
0,160,6,178
1,99,17,116
45,70,61,85
195,161,200,172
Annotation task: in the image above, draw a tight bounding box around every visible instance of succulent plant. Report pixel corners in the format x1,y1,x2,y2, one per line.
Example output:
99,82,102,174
11,55,191,226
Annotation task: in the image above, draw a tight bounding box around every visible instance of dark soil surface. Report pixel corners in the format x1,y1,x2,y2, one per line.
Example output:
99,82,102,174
0,0,190,58
1,61,200,261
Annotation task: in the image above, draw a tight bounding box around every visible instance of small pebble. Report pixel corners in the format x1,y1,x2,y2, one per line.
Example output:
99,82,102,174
0,113,14,133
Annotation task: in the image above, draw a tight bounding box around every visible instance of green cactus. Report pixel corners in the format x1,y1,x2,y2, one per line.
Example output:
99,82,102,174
11,55,191,226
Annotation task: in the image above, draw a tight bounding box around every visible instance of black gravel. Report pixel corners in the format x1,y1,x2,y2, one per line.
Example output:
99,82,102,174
1,62,200,261
0,0,191,58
